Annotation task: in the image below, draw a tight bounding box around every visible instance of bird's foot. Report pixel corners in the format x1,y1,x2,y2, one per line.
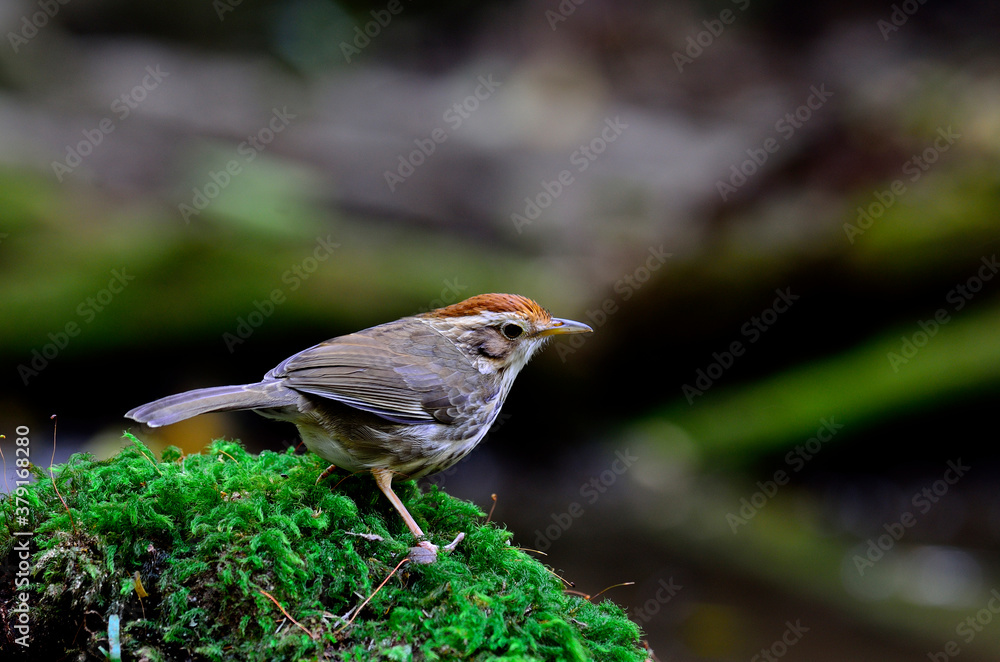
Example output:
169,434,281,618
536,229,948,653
408,532,464,564
443,532,465,551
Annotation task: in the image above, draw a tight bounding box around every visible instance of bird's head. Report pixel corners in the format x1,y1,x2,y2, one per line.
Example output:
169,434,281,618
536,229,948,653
419,293,592,382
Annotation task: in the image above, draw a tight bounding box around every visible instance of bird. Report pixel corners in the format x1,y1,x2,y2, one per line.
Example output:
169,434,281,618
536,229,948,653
126,293,592,559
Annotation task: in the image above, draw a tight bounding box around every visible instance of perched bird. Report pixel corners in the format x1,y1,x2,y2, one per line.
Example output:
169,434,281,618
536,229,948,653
126,293,592,559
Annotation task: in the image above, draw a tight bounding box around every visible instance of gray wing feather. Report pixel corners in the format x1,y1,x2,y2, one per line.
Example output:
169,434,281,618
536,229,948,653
268,318,478,425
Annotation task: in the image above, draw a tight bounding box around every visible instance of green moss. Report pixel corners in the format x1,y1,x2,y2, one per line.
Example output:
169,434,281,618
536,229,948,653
0,435,644,661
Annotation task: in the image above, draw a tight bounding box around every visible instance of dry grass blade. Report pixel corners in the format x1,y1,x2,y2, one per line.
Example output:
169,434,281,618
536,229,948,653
49,415,77,535
335,556,410,634
257,588,317,640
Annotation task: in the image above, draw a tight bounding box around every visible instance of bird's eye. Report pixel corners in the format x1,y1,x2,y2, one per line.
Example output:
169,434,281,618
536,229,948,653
500,323,524,340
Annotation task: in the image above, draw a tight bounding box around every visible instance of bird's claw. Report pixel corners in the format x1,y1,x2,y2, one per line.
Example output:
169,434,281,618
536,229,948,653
442,532,465,551
408,541,437,564
407,532,464,564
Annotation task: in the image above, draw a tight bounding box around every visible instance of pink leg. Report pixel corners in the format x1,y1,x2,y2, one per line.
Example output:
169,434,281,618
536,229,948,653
371,468,464,563
371,467,427,540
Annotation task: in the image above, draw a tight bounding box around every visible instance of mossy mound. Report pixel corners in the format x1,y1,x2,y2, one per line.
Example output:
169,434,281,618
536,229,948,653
0,435,645,661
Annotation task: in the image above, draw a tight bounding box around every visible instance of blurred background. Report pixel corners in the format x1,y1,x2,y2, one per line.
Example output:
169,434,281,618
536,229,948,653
2,0,1000,659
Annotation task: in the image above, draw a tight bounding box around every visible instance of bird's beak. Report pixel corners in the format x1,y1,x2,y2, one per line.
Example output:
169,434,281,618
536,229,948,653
538,317,594,336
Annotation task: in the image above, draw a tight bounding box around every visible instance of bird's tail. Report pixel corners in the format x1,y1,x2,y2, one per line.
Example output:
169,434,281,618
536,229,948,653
125,382,297,427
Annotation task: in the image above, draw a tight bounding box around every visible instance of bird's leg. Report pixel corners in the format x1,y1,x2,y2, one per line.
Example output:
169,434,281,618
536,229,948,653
315,464,339,484
371,468,464,563
372,467,429,541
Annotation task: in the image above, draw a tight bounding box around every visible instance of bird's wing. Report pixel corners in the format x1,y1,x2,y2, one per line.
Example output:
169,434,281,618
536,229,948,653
268,318,482,425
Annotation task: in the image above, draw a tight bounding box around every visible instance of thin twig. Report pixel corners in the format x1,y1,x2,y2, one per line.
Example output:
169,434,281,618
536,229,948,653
49,415,77,535
335,556,409,634
129,437,162,475
257,588,317,640
486,493,498,523
540,565,573,588
590,581,635,600
217,449,239,464
566,581,635,601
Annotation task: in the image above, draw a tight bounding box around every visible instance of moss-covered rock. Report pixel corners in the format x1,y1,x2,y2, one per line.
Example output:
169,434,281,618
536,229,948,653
0,435,645,661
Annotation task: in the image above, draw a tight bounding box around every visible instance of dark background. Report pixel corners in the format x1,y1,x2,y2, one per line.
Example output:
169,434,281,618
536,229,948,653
3,0,1000,659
